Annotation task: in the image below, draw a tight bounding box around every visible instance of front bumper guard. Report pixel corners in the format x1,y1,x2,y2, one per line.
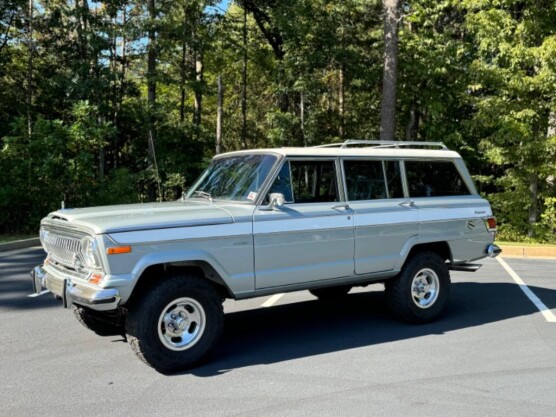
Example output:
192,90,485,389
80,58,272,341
31,266,120,311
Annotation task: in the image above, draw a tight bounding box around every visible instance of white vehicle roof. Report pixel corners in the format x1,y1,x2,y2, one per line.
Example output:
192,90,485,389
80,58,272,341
218,140,462,160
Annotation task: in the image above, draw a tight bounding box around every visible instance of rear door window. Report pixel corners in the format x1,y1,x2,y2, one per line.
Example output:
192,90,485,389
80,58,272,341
343,160,404,200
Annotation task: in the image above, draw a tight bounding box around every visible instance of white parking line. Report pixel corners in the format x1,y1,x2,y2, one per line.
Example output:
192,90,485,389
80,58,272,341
496,257,556,323
27,290,50,298
261,293,285,307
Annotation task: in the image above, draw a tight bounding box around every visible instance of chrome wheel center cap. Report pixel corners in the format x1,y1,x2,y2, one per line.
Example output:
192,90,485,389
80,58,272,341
165,313,188,336
415,280,426,294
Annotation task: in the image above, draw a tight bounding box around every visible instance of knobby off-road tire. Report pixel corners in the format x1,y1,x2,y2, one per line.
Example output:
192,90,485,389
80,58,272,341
72,305,124,337
125,275,224,373
385,252,450,324
309,285,352,301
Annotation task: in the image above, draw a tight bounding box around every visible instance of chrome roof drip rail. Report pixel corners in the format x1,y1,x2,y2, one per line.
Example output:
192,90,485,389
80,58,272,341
312,140,448,150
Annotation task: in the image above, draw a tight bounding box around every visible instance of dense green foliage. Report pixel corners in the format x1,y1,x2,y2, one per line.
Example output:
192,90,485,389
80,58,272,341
1,0,555,241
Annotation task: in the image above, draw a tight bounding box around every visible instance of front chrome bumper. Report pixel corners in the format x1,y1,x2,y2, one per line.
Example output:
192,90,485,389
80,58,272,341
31,265,121,311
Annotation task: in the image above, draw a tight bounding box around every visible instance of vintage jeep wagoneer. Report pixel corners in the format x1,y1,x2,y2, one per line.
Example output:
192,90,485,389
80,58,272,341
31,140,501,372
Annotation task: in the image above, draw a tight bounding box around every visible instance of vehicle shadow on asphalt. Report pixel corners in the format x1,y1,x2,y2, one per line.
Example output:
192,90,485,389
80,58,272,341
188,282,556,377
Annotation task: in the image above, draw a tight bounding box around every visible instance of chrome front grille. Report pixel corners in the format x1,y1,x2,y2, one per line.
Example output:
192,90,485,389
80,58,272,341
41,229,84,267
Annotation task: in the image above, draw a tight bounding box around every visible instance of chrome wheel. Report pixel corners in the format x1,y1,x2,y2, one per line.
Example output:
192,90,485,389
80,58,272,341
411,268,440,309
386,252,450,323
157,297,206,351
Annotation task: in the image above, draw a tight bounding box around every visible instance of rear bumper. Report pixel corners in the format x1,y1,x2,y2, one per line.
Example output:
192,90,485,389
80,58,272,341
31,265,120,311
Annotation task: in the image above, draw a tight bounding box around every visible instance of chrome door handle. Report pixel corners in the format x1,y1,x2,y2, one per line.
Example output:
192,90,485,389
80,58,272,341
399,201,416,208
332,204,350,211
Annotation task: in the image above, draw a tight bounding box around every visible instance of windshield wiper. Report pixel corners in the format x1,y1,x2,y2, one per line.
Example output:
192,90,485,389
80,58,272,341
192,190,213,202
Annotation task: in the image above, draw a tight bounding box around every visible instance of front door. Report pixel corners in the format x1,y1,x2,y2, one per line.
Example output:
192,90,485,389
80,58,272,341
253,159,355,289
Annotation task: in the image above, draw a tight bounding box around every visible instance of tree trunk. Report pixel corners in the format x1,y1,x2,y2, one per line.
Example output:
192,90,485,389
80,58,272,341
110,13,118,126
528,174,538,238
405,99,419,141
179,0,188,125
241,0,288,113
277,69,289,113
115,5,128,169
147,0,161,200
75,0,90,93
300,91,306,147
193,52,203,127
147,0,156,114
241,4,248,149
379,0,400,141
339,67,345,139
216,75,223,155
548,110,556,138
26,0,33,137
180,39,187,124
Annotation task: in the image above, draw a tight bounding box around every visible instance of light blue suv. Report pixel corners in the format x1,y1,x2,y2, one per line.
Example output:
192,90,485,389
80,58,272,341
31,140,501,372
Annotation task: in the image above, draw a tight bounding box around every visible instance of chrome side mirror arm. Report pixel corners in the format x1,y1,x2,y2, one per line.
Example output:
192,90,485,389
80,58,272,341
259,193,285,211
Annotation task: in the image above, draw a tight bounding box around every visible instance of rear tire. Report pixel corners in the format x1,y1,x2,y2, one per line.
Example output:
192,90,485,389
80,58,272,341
309,285,352,301
125,275,224,373
385,252,450,324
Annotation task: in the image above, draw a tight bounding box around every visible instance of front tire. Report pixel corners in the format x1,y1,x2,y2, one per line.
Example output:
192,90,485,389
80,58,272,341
125,275,224,373
73,305,124,336
385,252,450,324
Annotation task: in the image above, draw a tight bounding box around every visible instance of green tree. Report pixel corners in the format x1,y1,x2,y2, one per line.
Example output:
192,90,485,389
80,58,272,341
462,0,556,240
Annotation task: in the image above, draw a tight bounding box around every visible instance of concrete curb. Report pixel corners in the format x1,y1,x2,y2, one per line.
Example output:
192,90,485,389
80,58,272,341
0,238,40,252
499,245,556,259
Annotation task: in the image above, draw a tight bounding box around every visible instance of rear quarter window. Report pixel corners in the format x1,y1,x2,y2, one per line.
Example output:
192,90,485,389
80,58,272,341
405,160,471,197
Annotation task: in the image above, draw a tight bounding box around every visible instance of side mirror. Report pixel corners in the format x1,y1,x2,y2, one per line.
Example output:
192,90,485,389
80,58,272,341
260,193,285,211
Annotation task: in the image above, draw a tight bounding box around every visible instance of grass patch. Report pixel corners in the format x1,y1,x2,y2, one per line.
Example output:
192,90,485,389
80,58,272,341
0,234,38,244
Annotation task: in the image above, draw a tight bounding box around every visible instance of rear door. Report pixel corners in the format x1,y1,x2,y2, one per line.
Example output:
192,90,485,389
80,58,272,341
343,159,419,274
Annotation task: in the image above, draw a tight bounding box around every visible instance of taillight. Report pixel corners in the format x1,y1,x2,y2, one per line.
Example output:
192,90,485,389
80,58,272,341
485,217,497,231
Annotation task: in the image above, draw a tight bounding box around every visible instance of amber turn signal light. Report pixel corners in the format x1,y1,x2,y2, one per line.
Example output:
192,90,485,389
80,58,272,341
107,246,132,255
88,272,104,285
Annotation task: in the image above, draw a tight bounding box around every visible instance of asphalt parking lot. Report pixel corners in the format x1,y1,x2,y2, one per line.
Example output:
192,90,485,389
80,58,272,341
1,247,555,417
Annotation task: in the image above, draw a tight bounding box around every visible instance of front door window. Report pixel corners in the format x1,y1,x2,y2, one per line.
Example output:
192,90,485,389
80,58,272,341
267,160,339,203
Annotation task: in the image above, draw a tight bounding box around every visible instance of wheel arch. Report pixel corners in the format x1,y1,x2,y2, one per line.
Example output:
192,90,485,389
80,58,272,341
126,259,233,308
397,241,453,271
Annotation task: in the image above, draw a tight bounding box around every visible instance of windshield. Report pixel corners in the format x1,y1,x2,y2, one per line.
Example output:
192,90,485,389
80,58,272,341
186,154,278,202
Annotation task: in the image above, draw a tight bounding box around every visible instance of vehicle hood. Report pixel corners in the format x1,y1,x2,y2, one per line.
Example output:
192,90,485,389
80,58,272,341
41,200,245,234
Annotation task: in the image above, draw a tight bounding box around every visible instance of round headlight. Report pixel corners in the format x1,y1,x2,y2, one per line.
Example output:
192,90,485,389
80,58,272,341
80,236,101,269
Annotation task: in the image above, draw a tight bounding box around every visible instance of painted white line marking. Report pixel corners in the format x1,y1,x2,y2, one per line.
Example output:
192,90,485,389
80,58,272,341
27,290,50,298
496,257,556,323
261,293,285,307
